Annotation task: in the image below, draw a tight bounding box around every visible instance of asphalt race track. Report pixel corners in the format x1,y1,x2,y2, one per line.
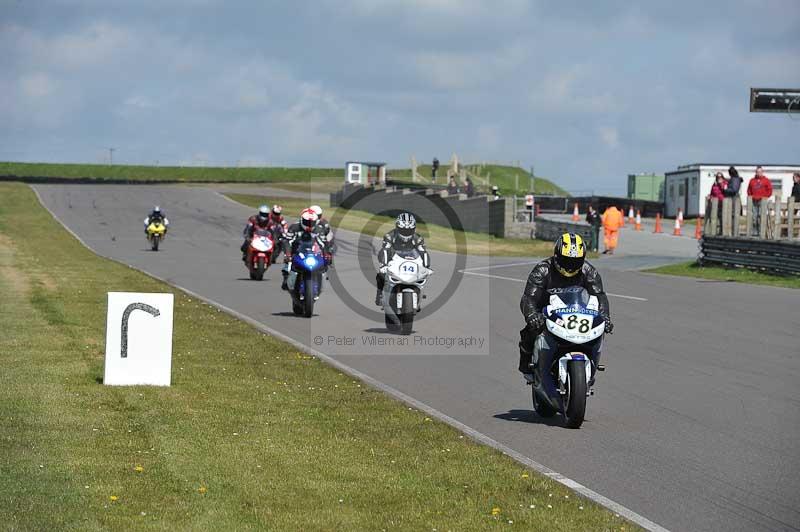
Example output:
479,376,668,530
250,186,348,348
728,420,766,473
35,184,800,532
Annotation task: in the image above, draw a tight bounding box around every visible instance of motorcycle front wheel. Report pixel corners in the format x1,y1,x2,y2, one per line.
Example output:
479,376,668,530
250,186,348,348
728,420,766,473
399,291,414,335
151,234,160,251
563,361,587,429
303,277,315,318
253,257,265,281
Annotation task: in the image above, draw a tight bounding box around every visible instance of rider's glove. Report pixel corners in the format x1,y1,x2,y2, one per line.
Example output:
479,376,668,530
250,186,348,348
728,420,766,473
526,312,546,332
379,265,388,275
604,318,614,334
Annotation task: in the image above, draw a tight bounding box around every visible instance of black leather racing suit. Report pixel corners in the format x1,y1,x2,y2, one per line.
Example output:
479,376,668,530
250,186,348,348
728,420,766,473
518,258,610,373
375,229,430,295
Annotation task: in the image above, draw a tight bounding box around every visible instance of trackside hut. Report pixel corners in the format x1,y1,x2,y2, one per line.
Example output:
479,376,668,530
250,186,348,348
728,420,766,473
664,163,800,217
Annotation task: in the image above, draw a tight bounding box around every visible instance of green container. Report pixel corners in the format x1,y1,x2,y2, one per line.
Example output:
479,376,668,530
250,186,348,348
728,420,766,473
627,173,665,202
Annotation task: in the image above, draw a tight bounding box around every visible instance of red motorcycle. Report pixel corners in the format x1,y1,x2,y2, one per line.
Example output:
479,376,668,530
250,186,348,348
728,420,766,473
246,228,275,281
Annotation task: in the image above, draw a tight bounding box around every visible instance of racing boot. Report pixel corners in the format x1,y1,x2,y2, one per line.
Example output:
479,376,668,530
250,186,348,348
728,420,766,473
280,263,290,291
375,288,383,307
519,329,537,385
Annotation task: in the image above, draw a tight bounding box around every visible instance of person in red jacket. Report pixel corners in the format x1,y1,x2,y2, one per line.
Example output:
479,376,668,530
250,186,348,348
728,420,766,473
747,166,773,236
709,173,726,201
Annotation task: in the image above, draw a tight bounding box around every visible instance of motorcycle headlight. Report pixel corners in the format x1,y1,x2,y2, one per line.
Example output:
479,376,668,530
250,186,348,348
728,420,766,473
304,256,318,269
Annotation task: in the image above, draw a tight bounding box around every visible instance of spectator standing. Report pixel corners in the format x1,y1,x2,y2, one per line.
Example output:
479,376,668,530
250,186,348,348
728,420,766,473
585,205,601,252
432,157,440,183
464,176,475,197
708,173,726,234
723,166,743,235
490,185,501,199
601,205,624,254
747,166,773,236
446,177,459,195
724,166,742,199
792,172,800,202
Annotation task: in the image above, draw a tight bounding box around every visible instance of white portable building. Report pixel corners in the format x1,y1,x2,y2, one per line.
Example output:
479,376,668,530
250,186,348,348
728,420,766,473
664,163,800,217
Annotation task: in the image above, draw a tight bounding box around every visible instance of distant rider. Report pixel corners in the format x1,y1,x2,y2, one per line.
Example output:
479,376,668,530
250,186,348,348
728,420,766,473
268,204,288,260
281,208,330,290
374,212,430,306
518,233,613,385
144,206,169,234
241,205,273,261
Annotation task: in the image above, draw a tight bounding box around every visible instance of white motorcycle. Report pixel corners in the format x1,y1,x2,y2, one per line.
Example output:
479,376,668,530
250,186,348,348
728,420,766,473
530,286,607,429
381,250,433,335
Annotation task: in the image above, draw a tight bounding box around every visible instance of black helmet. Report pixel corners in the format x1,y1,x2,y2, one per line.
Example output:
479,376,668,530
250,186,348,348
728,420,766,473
553,232,586,277
395,212,416,242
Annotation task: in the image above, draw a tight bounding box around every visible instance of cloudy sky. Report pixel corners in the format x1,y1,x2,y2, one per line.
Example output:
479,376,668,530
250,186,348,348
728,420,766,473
1,0,798,193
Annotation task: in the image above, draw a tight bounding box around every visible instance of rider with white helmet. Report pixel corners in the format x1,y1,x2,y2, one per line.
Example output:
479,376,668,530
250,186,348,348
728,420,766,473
144,205,169,234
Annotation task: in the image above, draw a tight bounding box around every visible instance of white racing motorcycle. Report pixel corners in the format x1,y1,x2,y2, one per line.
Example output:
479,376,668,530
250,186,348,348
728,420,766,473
530,286,606,428
381,250,433,335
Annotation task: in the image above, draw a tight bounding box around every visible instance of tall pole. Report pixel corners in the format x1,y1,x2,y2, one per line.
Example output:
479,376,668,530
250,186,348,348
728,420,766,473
530,166,535,193
108,147,116,165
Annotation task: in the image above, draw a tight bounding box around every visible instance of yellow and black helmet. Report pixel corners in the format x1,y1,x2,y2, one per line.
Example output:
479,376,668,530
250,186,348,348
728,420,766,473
553,232,586,277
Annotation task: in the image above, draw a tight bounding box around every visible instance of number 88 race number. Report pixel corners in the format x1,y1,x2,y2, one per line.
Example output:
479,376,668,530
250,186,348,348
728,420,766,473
565,314,591,333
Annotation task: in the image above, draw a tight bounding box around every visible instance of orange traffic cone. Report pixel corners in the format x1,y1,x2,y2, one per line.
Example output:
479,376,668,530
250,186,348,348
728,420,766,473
572,202,579,221
694,217,702,239
654,213,663,233
673,216,682,236
635,210,642,231
677,208,684,223
628,206,635,224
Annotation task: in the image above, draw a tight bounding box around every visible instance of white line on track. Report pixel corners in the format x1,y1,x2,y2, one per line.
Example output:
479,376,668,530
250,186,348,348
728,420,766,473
459,270,648,301
460,261,539,272
31,185,666,532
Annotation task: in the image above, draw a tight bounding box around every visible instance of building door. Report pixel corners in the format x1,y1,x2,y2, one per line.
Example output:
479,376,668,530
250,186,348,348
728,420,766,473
684,178,690,215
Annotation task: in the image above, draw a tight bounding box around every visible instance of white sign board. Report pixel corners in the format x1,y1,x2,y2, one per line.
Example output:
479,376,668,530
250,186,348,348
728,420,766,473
104,292,174,386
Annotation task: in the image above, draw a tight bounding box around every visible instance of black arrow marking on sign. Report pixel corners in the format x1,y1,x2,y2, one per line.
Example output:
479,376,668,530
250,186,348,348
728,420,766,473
121,303,160,358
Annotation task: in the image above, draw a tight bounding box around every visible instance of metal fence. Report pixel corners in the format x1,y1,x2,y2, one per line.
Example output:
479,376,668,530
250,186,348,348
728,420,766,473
534,217,593,243
700,236,800,275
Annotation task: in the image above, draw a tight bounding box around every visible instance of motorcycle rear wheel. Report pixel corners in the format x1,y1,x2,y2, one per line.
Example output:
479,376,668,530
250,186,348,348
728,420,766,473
532,387,557,418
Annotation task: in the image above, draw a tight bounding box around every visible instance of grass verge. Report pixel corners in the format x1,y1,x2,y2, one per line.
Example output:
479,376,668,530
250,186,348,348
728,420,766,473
0,161,342,183
226,193,560,257
0,181,634,530
645,260,800,289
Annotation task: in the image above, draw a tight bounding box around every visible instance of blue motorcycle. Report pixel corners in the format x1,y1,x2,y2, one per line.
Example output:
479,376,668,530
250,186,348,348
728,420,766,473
287,236,326,318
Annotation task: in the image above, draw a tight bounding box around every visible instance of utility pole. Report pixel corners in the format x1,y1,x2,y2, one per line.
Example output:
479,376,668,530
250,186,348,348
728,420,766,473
108,147,116,165
529,165,535,193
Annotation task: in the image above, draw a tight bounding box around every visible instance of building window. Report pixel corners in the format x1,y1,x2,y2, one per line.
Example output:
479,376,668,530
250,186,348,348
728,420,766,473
669,184,675,199
770,180,782,200
691,177,698,195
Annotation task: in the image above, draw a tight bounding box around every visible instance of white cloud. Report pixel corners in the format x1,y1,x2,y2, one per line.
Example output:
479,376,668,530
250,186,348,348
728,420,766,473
598,126,620,149
19,73,56,98
528,65,619,114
